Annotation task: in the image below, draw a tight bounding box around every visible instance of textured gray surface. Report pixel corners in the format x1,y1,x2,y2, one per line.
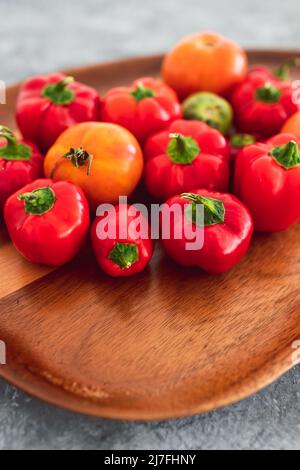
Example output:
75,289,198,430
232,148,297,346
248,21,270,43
0,0,300,450
0,370,300,450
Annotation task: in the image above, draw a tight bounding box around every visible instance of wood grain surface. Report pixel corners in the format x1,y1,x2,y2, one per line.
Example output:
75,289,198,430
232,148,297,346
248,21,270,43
0,51,299,420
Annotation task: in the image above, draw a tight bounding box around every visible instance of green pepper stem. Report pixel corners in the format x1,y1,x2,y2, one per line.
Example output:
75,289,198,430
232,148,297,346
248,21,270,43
131,83,155,101
53,76,74,91
167,133,200,164
42,76,75,106
181,192,225,227
256,83,281,103
269,140,300,169
0,125,32,161
108,242,139,269
18,187,56,215
275,57,300,80
230,133,256,149
0,126,17,146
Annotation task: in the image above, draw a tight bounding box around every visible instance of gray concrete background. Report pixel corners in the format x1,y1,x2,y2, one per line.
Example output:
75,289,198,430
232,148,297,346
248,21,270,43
0,0,300,450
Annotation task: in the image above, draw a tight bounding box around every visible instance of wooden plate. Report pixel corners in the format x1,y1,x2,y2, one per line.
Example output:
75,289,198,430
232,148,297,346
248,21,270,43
0,50,300,420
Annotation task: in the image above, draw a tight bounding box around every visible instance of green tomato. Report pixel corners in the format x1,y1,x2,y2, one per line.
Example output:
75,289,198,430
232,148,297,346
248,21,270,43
182,92,233,134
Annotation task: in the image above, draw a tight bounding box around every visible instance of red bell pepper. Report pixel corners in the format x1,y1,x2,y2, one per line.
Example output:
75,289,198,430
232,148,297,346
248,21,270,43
101,77,182,143
91,203,154,277
161,190,253,274
248,57,300,82
4,179,90,266
0,126,43,210
234,133,300,232
16,73,101,153
231,67,298,138
228,133,257,163
144,119,230,200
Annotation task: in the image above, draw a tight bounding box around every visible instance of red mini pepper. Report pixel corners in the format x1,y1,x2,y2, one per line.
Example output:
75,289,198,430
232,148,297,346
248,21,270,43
161,190,253,274
247,58,300,83
101,77,182,143
231,67,298,138
0,126,43,210
234,133,300,232
4,179,90,266
144,119,230,200
16,73,101,153
91,203,154,277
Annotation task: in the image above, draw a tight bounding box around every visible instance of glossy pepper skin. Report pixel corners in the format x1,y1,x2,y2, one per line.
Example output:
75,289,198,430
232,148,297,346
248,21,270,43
91,204,154,277
144,119,230,200
0,126,43,210
161,190,253,274
234,133,300,232
231,67,298,138
4,179,90,266
101,77,182,143
16,73,101,153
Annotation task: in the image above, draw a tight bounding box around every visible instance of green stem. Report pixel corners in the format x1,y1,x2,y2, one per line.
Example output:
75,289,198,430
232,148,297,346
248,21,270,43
0,126,32,161
167,133,200,164
269,140,300,169
108,242,139,269
62,147,93,176
131,83,155,101
256,83,281,103
275,57,300,80
230,133,256,149
18,187,56,215
42,76,75,106
181,192,225,227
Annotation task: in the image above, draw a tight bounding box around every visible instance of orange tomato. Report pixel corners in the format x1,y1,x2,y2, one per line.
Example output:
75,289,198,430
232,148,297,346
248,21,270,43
162,32,248,99
281,111,300,138
44,122,143,210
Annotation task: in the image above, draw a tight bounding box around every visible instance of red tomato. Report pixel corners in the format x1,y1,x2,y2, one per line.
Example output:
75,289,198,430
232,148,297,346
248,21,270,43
162,32,248,99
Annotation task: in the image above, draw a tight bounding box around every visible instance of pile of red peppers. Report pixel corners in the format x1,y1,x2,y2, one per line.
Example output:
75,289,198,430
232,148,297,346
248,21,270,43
1,37,300,278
